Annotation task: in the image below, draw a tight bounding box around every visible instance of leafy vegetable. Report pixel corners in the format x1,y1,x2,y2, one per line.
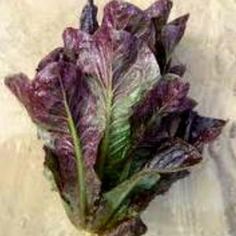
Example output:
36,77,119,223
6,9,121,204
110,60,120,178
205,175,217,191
5,0,226,235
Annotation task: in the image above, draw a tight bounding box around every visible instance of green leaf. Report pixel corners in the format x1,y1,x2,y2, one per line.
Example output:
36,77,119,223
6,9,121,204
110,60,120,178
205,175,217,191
64,96,87,222
93,170,160,230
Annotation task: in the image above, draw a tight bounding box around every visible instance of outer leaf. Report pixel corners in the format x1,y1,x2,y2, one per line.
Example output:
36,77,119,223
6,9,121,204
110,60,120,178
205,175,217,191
94,170,160,231
63,27,160,182
102,138,199,231
145,0,173,33
145,138,202,173
168,63,187,77
101,0,156,49
131,76,196,127
161,14,190,60
177,111,227,150
154,14,189,74
43,146,82,226
36,47,64,72
122,76,195,180
189,114,226,144
44,145,101,224
131,170,189,213
5,61,102,224
80,0,99,34
129,138,201,215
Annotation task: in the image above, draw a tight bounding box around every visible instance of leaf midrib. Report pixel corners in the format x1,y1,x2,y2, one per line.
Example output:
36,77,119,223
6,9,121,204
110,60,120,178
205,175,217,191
61,87,87,225
97,90,113,179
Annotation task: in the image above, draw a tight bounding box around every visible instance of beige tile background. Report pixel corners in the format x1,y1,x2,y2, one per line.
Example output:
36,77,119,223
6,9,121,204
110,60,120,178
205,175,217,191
0,0,236,235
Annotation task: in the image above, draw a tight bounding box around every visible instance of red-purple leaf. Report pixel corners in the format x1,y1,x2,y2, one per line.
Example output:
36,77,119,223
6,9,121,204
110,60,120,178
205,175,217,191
145,0,173,32
44,145,101,225
5,61,103,224
80,0,99,34
44,146,81,225
146,138,202,172
190,113,227,145
131,170,189,214
131,76,196,126
101,0,156,49
162,14,190,59
168,63,187,77
37,47,64,72
176,111,227,149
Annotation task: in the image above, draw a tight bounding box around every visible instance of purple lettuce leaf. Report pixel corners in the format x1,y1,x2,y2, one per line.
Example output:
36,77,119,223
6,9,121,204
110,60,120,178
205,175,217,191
63,26,160,184
5,61,102,225
121,76,196,180
92,170,160,232
36,47,64,72
145,138,202,172
80,0,99,35
101,0,156,50
127,111,226,213
145,0,173,33
168,63,187,77
161,14,189,60
43,146,81,226
126,111,225,215
176,110,227,151
154,14,189,74
127,138,201,215
97,138,200,232
101,0,189,76
131,170,189,214
131,75,196,128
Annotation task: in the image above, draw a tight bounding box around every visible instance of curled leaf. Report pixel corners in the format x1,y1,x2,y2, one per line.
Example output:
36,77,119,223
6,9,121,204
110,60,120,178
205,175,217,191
145,138,202,173
36,47,64,72
93,170,160,231
161,14,190,59
80,0,99,34
177,111,227,150
101,0,156,49
131,76,196,127
145,0,173,32
168,63,187,77
154,13,189,73
5,61,102,225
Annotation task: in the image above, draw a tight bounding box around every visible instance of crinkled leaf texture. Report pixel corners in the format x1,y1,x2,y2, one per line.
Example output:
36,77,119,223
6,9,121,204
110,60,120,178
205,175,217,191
5,61,102,225
63,25,160,186
93,170,160,232
4,0,227,236
80,0,99,34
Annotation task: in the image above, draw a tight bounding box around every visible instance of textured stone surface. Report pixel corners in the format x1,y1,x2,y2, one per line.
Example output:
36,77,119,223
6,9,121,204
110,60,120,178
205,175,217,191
0,0,236,235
